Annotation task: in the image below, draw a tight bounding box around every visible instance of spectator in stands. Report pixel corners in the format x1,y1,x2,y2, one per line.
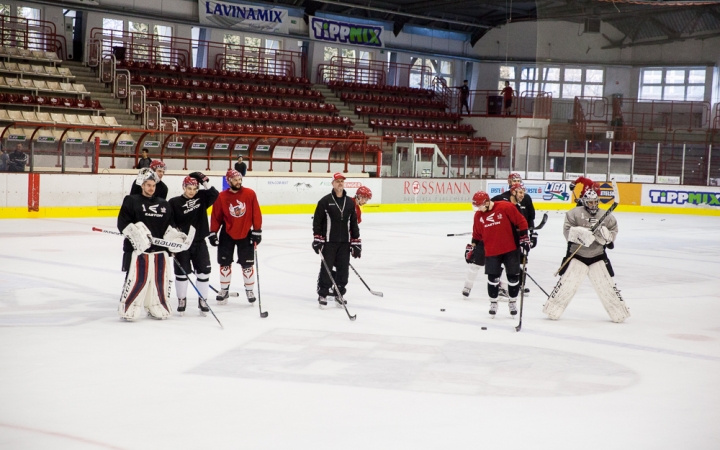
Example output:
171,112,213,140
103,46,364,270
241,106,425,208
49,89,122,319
7,144,28,172
234,155,247,177
0,148,8,172
136,148,152,169
456,79,470,114
501,81,514,116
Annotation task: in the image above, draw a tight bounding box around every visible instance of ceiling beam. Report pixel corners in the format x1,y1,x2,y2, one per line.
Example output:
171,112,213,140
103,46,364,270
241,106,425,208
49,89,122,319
601,29,720,49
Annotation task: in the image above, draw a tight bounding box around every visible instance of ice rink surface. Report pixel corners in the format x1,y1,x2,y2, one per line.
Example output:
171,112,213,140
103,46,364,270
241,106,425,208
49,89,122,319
1,210,719,449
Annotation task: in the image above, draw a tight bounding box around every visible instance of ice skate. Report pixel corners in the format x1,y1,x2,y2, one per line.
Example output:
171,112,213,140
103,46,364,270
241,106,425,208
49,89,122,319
198,298,209,317
462,287,471,298
318,295,327,308
216,288,229,305
177,298,186,316
489,301,498,317
508,299,518,316
246,290,256,304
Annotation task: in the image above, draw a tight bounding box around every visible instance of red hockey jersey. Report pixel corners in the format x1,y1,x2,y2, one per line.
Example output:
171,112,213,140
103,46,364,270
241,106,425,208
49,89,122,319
210,187,262,240
472,200,528,257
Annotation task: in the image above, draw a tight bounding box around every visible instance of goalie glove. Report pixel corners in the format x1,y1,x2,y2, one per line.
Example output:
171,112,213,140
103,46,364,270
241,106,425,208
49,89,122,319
122,222,152,252
568,226,595,247
593,225,613,246
164,226,192,252
188,171,209,185
465,244,475,264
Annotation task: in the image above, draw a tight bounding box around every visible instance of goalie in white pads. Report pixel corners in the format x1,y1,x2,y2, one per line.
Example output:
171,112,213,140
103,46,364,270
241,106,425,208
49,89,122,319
117,169,191,321
543,188,630,323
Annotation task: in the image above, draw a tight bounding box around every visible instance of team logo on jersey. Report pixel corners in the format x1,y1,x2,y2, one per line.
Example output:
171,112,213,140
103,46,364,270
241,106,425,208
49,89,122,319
498,213,503,220
229,200,246,218
486,213,496,223
149,205,159,213
183,198,201,214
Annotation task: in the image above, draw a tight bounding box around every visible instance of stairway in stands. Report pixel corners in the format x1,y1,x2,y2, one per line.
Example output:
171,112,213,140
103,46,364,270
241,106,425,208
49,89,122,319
61,61,142,128
313,84,374,137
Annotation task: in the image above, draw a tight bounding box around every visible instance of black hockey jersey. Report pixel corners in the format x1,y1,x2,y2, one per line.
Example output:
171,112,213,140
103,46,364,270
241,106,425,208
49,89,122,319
130,180,168,200
313,190,359,243
168,187,219,242
118,194,175,253
491,190,536,229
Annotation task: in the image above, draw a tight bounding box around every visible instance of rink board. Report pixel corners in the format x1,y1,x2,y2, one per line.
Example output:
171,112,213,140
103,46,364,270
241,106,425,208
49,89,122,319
1,173,719,218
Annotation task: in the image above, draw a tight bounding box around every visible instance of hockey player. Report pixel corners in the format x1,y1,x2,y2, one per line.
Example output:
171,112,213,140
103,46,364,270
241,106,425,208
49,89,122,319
209,169,262,304
569,176,599,206
353,186,372,224
312,173,361,307
462,191,530,317
543,188,630,322
117,169,191,321
130,160,168,199
168,172,219,316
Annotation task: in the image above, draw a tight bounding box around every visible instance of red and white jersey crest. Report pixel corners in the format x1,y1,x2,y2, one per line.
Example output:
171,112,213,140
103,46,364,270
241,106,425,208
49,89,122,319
229,200,246,218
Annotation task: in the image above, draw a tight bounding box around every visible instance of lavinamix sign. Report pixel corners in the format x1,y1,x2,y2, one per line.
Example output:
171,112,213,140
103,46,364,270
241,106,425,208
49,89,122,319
199,0,288,32
309,16,383,47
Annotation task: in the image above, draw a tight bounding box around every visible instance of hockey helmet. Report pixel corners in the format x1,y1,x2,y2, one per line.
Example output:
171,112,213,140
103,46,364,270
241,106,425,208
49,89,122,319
182,176,199,188
149,160,166,171
509,182,525,196
226,169,242,181
508,172,522,184
356,186,372,200
582,189,600,214
472,191,490,211
135,168,159,186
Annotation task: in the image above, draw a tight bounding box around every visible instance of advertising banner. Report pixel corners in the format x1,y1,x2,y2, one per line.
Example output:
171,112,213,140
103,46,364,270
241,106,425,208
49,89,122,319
487,181,572,204
642,184,720,209
381,179,484,204
221,177,381,205
309,16,383,48
199,0,288,33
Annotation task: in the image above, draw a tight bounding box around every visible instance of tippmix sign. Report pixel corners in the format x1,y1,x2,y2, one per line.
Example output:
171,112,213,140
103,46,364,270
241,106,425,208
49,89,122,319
309,16,383,47
199,0,288,32
648,189,720,207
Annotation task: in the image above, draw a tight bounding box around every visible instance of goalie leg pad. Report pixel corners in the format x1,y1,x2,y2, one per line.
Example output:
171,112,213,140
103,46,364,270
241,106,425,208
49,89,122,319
119,252,151,320
463,263,481,290
144,252,172,319
588,261,630,323
543,259,588,320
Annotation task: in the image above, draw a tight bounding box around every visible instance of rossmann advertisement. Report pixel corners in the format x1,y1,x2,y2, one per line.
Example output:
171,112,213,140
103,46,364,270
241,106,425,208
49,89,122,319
486,181,573,204
382,179,485,204
642,184,720,209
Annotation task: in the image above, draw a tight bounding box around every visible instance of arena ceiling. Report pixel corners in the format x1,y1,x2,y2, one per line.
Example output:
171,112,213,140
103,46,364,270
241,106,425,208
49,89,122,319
285,0,720,47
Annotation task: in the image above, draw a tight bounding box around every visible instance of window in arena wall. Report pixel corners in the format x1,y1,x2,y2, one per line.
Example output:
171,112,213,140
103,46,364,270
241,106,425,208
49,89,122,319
639,67,706,101
102,18,124,55
16,6,40,50
244,36,261,72
153,25,172,64
500,65,603,99
498,65,516,91
264,39,282,75
128,22,150,61
0,5,11,47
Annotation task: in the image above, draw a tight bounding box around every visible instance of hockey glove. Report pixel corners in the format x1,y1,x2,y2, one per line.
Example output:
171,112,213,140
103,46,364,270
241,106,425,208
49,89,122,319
465,243,475,264
593,225,613,245
568,226,595,247
530,231,538,248
189,171,209,184
164,226,192,253
250,229,262,245
519,233,531,255
312,235,325,254
122,222,152,252
350,239,362,258
208,232,219,247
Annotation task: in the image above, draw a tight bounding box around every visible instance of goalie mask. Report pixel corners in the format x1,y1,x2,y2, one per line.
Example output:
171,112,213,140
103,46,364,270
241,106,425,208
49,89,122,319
582,189,600,215
135,168,159,186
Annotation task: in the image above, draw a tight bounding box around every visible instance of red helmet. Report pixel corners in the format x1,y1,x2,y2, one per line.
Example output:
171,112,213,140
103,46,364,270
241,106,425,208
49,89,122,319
510,182,525,195
472,191,490,208
150,160,166,171
581,182,601,198
508,172,522,184
225,169,241,181
356,186,372,200
182,176,198,188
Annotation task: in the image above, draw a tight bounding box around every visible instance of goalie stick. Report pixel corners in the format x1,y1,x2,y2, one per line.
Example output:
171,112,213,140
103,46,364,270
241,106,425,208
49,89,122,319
171,257,223,329
349,263,383,297
91,226,195,252
554,180,620,277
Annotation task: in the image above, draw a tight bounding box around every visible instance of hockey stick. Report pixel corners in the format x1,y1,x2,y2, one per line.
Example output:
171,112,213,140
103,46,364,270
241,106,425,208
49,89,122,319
446,232,472,237
208,285,240,298
91,226,195,252
349,263,383,297
523,269,550,298
319,252,356,321
554,180,620,277
515,254,528,332
171,257,223,329
531,213,549,231
254,244,269,318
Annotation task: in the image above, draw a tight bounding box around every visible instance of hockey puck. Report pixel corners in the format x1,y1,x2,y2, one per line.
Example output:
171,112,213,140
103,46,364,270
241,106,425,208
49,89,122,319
440,308,445,312
481,327,487,330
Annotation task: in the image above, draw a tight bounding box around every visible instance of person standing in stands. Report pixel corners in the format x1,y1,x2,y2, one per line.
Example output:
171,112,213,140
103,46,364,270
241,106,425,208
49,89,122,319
501,81,514,116
456,79,470,114
7,144,28,172
136,148,152,169
234,155,247,177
